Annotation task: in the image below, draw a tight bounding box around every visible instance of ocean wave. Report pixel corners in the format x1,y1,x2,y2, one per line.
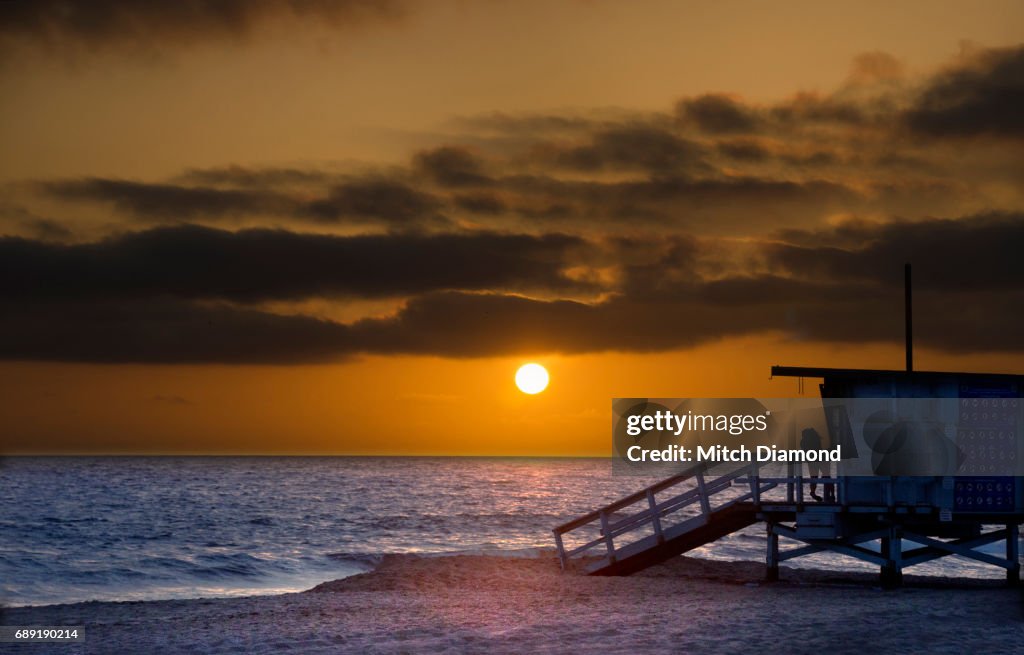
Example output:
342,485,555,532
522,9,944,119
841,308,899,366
3,457,1010,607
326,546,558,567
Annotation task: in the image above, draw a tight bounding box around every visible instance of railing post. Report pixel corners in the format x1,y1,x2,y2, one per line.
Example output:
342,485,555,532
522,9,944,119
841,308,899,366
696,471,712,515
553,530,567,570
786,418,795,502
766,523,779,581
1007,523,1020,586
599,511,616,562
786,460,794,503
751,463,761,507
880,526,903,588
796,470,804,505
646,489,664,543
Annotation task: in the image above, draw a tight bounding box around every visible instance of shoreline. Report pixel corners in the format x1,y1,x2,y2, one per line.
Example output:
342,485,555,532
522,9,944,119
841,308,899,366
4,549,1015,612
3,554,1021,654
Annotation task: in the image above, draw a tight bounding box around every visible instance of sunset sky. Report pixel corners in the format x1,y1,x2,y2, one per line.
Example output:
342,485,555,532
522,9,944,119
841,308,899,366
2,1,1024,454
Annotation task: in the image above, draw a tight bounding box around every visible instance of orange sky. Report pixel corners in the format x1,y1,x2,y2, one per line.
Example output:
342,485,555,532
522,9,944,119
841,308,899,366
5,340,1024,455
4,1,1024,181
2,1,1024,454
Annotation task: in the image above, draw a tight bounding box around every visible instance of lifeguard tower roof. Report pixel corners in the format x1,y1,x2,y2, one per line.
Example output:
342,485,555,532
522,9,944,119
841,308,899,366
772,365,1024,398
772,366,1024,386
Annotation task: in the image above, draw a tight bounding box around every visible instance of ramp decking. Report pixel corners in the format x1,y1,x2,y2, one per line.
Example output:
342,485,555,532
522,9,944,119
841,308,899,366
553,464,1022,585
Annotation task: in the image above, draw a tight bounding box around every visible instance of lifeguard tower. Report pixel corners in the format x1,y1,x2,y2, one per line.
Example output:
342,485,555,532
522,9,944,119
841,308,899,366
553,267,1024,586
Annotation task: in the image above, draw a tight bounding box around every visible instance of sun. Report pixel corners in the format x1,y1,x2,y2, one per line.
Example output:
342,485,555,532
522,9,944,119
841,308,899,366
515,363,549,394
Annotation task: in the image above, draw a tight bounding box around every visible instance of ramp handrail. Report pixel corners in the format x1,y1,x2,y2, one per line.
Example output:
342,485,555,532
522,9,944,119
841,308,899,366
552,462,776,570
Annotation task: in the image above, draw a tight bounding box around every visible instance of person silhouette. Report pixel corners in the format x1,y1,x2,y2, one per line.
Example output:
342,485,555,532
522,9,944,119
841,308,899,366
800,427,834,502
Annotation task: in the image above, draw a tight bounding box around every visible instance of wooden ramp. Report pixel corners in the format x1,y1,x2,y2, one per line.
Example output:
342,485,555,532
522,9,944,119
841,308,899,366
554,465,1023,584
588,502,758,576
553,463,775,576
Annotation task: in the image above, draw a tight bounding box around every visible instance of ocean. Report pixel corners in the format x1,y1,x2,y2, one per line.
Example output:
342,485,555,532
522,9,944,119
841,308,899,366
0,457,1013,607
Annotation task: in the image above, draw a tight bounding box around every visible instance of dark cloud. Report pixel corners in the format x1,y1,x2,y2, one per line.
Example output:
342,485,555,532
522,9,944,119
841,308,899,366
8,274,1019,363
91,149,858,232
589,175,858,230
42,178,285,220
0,202,74,241
906,45,1024,137
0,224,592,302
31,45,1024,237
413,147,492,187
493,172,858,230
5,44,1024,363
342,214,1024,358
717,137,847,168
770,93,869,127
41,176,444,227
176,165,335,189
0,0,405,53
716,139,770,162
617,175,852,205
453,193,506,215
779,150,840,168
0,291,763,363
677,94,761,133
0,298,354,364
4,212,1024,363
677,49,1024,145
554,125,707,174
345,277,1024,357
766,213,1024,291
302,179,443,224
17,217,73,241
614,235,701,299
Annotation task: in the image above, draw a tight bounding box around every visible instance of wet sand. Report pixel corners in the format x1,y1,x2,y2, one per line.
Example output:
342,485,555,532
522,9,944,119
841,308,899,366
2,553,1021,654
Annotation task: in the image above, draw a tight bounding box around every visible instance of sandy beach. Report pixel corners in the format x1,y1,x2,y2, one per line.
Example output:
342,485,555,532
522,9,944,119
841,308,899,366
3,553,1021,655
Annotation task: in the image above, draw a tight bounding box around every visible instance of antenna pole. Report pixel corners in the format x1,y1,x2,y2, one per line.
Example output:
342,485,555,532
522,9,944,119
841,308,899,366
905,263,913,372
